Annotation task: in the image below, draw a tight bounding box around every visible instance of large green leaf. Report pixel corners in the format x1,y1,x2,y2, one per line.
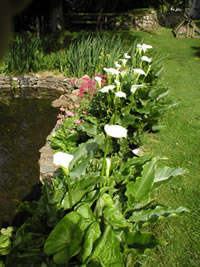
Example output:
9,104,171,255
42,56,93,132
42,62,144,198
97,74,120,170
62,174,103,210
123,230,165,254
88,225,123,266
69,133,105,180
126,159,156,203
44,211,90,264
103,206,129,229
153,165,186,190
80,221,101,263
129,205,189,226
79,123,98,137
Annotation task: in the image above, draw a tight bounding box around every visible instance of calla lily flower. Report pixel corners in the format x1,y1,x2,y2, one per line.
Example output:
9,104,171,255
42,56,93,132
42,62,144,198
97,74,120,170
120,69,128,79
53,152,74,169
114,80,121,86
100,85,116,93
124,53,131,59
134,69,146,75
119,59,127,67
95,76,102,82
137,44,152,53
104,68,120,76
95,76,102,88
141,56,152,63
115,91,126,98
104,124,127,138
115,61,121,68
131,84,144,93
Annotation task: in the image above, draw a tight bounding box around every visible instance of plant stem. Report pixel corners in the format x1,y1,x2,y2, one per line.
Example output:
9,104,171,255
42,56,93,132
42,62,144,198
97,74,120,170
66,175,73,209
63,168,73,209
101,135,109,177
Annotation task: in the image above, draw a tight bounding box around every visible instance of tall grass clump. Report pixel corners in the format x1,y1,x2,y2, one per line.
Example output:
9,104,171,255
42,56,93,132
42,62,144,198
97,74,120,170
4,34,44,74
62,34,128,77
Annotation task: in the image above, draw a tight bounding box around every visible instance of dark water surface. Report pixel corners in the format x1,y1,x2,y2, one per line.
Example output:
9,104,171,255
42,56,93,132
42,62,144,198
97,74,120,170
0,98,57,225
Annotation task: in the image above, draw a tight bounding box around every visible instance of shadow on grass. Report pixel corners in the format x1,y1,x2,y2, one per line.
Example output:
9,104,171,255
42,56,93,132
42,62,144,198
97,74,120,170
191,45,200,58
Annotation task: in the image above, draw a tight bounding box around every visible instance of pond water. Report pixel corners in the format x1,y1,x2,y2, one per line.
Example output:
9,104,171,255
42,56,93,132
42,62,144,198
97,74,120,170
0,97,58,225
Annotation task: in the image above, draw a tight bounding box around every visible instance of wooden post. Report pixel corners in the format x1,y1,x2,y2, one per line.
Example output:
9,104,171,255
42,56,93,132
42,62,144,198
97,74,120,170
36,16,40,40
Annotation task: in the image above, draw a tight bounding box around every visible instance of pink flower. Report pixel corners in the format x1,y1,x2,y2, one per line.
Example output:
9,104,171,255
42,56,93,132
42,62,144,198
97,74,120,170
71,79,75,83
56,119,62,125
68,104,74,110
65,111,75,117
75,120,81,124
74,103,80,108
57,114,64,119
59,106,65,112
82,110,88,115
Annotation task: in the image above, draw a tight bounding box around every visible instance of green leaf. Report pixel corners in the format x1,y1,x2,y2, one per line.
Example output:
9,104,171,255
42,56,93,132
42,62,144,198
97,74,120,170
70,133,105,180
80,221,101,263
103,206,129,229
126,158,156,203
44,211,88,264
70,153,94,180
79,123,98,137
123,231,165,254
153,165,186,190
62,174,103,210
129,205,189,225
88,225,123,266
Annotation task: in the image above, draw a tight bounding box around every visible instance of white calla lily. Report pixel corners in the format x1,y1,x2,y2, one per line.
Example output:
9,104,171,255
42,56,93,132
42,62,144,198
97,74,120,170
53,152,74,169
114,80,121,86
115,61,121,68
95,76,102,82
130,84,144,93
115,91,126,98
137,44,152,53
124,53,131,59
104,68,120,76
100,85,116,93
120,69,128,79
104,124,127,138
119,59,127,66
141,56,152,63
134,69,146,75
95,76,102,88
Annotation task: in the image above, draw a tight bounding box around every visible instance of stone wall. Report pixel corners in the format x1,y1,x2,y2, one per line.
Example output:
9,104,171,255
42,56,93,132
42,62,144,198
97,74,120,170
114,9,159,31
0,73,73,98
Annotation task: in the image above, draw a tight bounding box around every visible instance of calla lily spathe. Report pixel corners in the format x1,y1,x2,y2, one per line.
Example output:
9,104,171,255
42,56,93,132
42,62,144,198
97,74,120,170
119,59,127,67
141,56,152,63
134,69,146,75
95,76,102,82
53,152,74,169
124,53,131,59
115,61,121,68
137,44,152,53
130,84,144,93
115,91,126,98
104,67,120,76
100,85,116,93
104,124,127,138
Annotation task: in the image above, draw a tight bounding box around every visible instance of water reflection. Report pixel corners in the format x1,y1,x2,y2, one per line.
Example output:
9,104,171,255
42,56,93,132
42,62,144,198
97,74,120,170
0,98,57,225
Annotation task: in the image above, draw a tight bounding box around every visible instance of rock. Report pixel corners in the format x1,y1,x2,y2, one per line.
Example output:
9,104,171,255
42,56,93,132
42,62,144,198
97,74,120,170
39,142,57,180
51,98,68,107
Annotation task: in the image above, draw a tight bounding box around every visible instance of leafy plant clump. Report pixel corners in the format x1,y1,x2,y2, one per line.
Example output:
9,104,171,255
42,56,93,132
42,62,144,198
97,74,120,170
0,42,188,266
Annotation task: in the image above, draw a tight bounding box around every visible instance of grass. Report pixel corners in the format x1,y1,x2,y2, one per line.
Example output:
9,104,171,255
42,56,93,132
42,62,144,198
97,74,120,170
121,28,200,266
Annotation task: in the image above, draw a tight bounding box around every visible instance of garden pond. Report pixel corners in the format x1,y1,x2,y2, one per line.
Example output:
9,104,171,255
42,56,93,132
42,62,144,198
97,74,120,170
0,97,57,225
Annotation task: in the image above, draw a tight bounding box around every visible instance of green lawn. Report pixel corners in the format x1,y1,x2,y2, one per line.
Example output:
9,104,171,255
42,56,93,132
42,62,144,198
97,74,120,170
122,28,200,266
